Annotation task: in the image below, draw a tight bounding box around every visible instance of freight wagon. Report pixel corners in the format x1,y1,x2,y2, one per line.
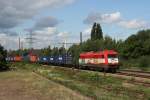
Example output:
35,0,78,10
38,54,73,66
14,56,22,62
38,56,49,64
29,55,38,63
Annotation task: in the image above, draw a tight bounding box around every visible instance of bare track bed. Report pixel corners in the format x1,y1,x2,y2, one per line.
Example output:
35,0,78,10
0,71,90,100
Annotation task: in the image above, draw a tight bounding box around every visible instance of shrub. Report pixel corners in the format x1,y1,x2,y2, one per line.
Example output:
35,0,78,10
0,45,8,71
138,56,150,70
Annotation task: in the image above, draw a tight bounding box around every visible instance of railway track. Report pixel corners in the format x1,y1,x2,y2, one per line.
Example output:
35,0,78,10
120,69,150,74
118,70,150,79
109,70,150,87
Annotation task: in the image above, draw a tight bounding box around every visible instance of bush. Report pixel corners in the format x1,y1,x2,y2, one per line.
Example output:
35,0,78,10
0,62,9,71
138,56,150,70
121,59,139,69
0,45,8,71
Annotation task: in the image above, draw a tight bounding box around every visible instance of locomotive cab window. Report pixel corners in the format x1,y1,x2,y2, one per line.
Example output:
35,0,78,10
108,55,117,58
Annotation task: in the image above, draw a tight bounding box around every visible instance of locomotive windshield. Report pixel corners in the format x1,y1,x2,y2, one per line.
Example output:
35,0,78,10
108,54,117,58
108,54,119,64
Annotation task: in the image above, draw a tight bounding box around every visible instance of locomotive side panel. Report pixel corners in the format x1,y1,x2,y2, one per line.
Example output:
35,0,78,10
79,50,119,71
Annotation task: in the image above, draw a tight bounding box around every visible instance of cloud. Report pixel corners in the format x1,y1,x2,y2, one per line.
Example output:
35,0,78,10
34,27,57,40
32,27,58,49
33,16,60,30
84,11,149,30
84,12,121,24
25,16,60,48
83,27,91,35
57,32,68,37
1,20,59,50
0,0,76,49
25,16,60,41
0,30,18,37
0,33,19,50
0,0,75,29
119,19,148,29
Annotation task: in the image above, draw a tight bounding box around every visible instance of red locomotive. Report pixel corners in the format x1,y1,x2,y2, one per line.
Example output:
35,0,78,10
79,50,119,72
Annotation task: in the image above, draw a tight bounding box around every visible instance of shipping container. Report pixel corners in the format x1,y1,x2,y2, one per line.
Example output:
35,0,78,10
14,56,22,62
49,56,54,64
29,55,38,63
39,56,49,64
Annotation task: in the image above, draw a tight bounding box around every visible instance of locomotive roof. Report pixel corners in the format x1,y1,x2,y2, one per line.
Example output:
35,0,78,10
80,50,118,57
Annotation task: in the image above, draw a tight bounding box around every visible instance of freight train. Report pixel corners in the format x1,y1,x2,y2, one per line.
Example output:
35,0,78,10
6,50,119,72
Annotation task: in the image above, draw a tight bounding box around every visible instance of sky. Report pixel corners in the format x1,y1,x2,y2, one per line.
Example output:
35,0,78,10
0,0,149,50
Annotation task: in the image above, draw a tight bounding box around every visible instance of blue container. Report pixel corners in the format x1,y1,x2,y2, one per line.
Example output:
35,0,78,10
54,55,64,65
39,56,49,63
63,54,73,65
49,56,55,64
53,54,73,65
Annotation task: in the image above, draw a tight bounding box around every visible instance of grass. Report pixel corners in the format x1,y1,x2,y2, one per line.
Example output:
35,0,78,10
0,69,89,100
9,62,150,100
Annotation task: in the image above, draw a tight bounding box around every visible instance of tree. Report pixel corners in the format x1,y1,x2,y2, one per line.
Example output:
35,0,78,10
96,23,103,39
68,44,82,65
91,22,97,40
121,30,150,58
51,47,59,56
0,45,8,70
81,39,104,52
91,22,103,40
41,46,52,56
59,47,66,55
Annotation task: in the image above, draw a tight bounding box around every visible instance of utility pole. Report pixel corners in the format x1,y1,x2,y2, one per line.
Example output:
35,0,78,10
19,37,21,50
80,32,82,45
25,31,35,49
29,32,33,49
21,41,23,50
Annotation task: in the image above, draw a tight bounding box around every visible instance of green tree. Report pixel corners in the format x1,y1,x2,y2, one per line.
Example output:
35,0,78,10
42,46,52,56
91,22,103,40
68,44,82,65
121,30,150,58
91,22,97,40
96,23,103,39
59,47,66,55
51,47,59,56
0,45,8,70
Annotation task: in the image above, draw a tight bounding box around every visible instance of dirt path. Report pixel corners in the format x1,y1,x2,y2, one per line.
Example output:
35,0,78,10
0,71,91,100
